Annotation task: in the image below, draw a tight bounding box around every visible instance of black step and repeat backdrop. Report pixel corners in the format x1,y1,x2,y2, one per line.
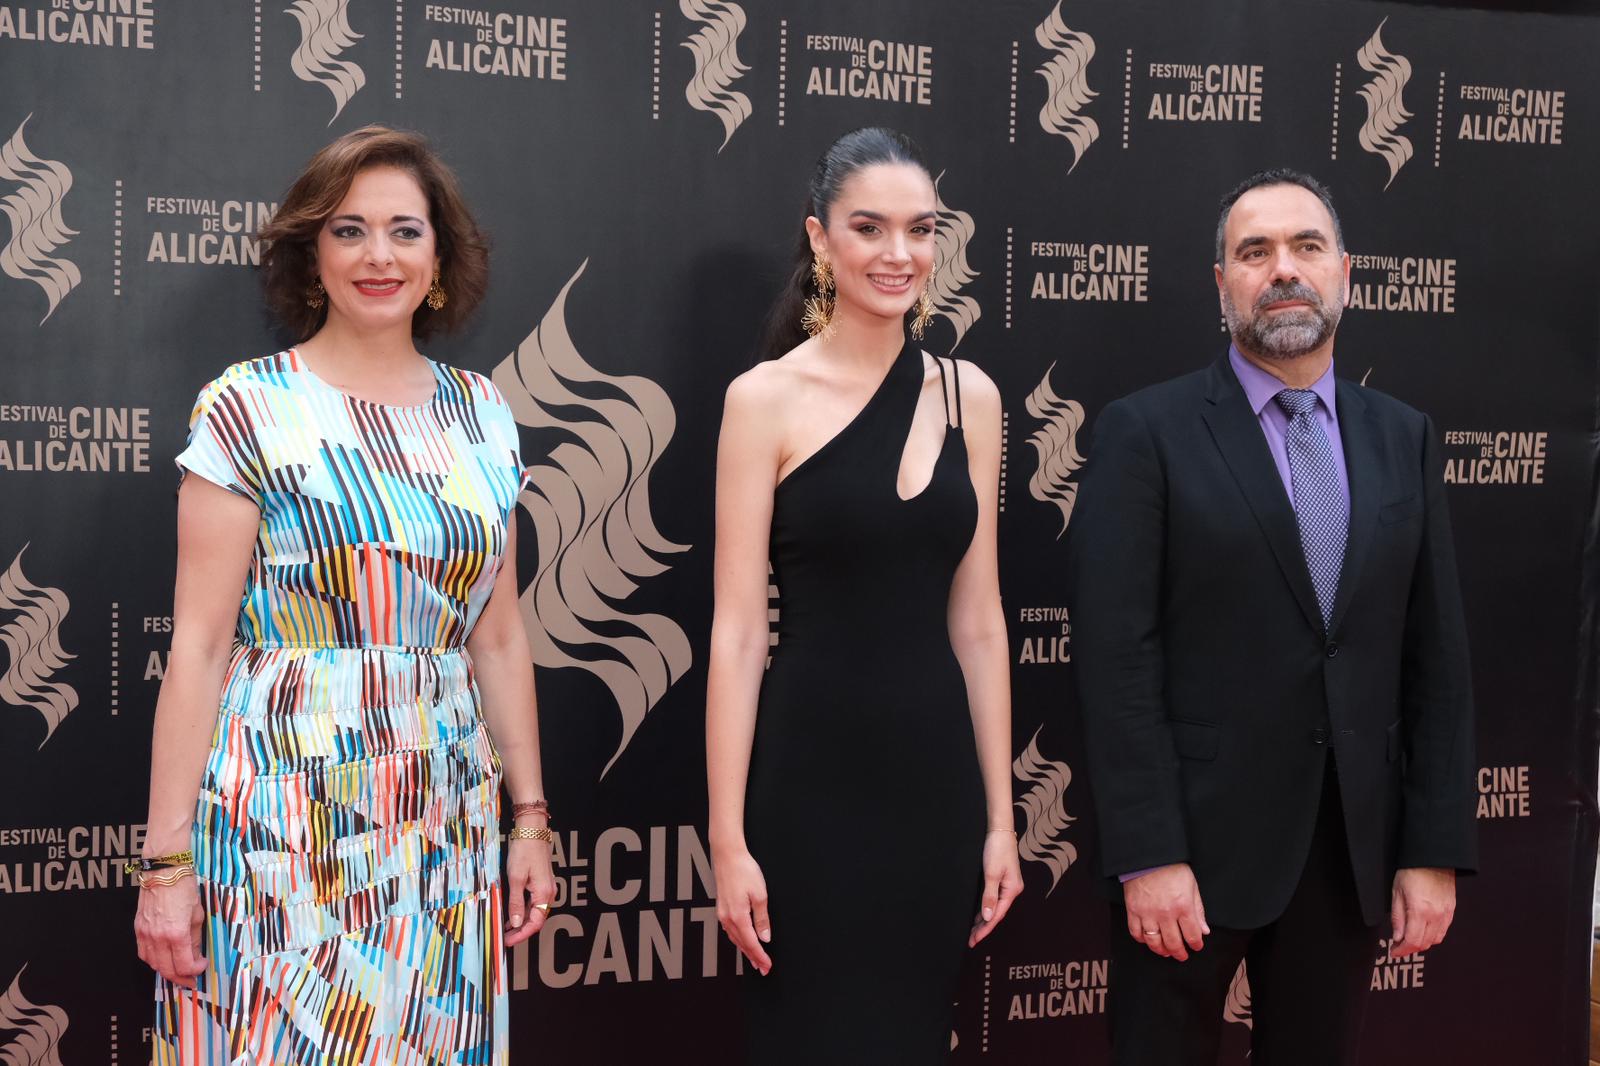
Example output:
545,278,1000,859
2,0,1597,1062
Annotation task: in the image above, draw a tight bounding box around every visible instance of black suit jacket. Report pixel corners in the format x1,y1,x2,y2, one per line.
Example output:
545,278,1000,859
1067,355,1477,929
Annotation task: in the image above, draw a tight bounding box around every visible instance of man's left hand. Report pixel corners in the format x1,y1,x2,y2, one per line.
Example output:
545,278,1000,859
1389,867,1456,958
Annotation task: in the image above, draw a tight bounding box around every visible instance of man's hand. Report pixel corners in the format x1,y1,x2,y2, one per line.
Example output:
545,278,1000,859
1389,867,1456,958
1123,863,1210,961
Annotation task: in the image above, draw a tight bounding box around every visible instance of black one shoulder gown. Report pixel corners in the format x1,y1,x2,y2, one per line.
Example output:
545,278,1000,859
743,337,986,1064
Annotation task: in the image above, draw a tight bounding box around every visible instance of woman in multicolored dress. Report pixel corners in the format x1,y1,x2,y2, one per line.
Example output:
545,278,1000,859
132,126,553,1065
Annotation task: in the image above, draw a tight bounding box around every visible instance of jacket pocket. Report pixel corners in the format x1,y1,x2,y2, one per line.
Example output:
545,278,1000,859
1379,494,1423,525
1171,718,1219,761
1386,719,1403,762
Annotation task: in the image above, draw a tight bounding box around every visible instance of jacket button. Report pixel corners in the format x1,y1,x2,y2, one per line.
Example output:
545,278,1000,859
1325,641,1340,658
1310,728,1329,745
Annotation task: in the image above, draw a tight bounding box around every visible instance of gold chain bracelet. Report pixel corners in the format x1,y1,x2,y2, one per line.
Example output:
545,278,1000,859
509,826,553,843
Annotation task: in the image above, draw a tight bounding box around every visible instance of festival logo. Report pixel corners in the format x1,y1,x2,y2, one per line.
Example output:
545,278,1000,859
1347,251,1455,314
1027,239,1150,303
1478,765,1532,818
0,546,77,750
1456,83,1567,145
929,172,980,352
1033,1,1099,172
1355,18,1414,189
1441,428,1547,486
680,0,752,153
0,965,67,1066
1373,940,1425,990
420,6,569,81
1025,362,1086,538
1223,961,1251,1029
286,0,367,124
1144,61,1264,123
0,2,155,50
1012,726,1078,895
507,823,739,990
800,31,934,106
142,194,276,267
0,115,80,326
492,260,692,778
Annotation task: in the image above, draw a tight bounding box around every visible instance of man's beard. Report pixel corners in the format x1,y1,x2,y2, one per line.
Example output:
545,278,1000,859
1223,280,1343,359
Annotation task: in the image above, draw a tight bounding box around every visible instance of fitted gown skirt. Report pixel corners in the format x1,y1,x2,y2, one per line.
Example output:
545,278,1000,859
743,637,986,1065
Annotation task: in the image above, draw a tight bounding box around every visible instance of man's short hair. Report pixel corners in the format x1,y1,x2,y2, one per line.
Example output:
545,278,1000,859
1215,169,1345,266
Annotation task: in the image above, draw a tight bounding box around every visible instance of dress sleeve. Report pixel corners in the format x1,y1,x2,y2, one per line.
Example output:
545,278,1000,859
174,374,265,507
484,380,531,497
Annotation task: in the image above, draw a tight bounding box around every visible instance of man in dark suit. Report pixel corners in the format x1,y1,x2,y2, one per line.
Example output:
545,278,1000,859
1067,169,1477,1066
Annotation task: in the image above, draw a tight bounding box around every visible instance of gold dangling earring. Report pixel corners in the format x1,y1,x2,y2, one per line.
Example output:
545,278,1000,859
305,277,326,310
909,278,935,341
801,255,835,338
426,267,448,311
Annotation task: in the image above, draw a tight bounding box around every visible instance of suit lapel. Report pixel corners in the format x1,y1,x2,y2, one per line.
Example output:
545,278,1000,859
1327,379,1382,634
1198,358,1323,634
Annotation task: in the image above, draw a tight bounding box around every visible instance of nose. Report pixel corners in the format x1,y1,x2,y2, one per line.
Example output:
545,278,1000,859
882,233,912,265
364,231,395,267
1267,244,1299,285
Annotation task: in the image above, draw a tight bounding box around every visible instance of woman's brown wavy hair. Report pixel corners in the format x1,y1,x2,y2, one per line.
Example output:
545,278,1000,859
258,125,489,341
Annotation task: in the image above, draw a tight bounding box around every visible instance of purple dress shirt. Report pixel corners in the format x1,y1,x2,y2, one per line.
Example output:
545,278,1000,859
1118,347,1351,883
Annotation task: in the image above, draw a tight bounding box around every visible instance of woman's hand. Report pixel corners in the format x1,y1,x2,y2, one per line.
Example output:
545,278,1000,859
504,837,556,947
713,847,773,975
969,831,1024,948
134,876,206,988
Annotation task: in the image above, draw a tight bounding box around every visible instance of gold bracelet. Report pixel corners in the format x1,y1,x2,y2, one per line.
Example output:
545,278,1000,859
137,864,195,888
509,826,553,843
124,850,195,875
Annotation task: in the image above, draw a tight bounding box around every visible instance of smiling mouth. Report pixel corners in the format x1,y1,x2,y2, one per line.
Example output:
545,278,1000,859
868,273,913,292
354,279,404,296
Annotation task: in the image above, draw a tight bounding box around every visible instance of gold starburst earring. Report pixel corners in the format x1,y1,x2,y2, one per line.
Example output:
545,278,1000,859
305,277,326,310
426,267,448,311
909,278,936,340
801,255,835,338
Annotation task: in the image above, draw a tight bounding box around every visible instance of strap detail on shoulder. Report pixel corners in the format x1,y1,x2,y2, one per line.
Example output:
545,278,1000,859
933,355,952,427
951,358,963,428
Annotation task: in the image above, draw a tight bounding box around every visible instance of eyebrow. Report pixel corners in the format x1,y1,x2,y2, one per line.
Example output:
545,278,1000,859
1232,229,1329,256
328,214,427,225
847,209,938,223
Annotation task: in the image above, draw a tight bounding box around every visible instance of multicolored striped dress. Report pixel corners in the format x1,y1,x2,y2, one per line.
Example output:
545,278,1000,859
155,350,526,1065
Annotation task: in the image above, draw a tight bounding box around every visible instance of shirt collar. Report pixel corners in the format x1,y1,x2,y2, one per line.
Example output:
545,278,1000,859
1228,344,1338,418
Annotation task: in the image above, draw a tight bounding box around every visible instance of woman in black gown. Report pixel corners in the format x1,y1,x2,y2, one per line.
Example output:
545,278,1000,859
706,127,1022,1064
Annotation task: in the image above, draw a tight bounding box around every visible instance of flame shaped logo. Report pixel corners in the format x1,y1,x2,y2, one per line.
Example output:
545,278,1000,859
680,0,752,153
1012,725,1077,895
0,965,68,1066
1356,18,1414,189
1223,961,1252,1029
0,546,78,750
286,0,367,125
492,261,692,778
929,171,981,352
0,115,80,326
1026,362,1087,539
1034,1,1100,173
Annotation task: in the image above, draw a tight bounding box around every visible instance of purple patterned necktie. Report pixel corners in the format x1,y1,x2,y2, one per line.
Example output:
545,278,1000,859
1274,388,1347,627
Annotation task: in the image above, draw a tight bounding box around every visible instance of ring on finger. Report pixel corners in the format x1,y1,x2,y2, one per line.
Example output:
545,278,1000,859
1143,929,1160,938
534,902,551,912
